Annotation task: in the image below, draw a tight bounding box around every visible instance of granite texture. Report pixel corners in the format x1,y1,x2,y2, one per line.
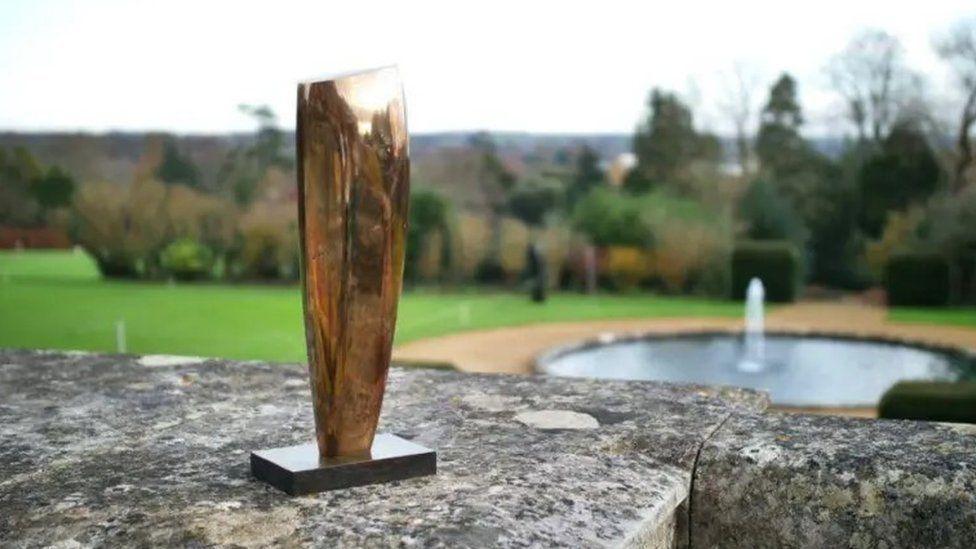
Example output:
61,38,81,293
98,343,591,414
0,349,763,548
690,411,976,548
5,349,973,548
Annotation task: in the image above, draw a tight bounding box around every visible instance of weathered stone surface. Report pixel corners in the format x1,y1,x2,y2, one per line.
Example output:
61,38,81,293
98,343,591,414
690,411,976,548
513,410,600,430
0,349,763,548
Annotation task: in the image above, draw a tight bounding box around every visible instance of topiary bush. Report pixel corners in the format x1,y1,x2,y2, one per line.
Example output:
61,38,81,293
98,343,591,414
879,381,976,424
731,240,800,302
160,238,214,281
884,252,950,306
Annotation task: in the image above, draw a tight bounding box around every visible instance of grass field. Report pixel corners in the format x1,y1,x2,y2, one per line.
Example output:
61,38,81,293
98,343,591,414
0,250,744,362
889,308,976,328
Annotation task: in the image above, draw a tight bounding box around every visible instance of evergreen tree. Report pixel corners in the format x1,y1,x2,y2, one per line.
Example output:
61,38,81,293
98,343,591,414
567,145,603,208
508,177,563,227
627,89,716,193
219,105,293,206
0,146,42,226
755,73,809,178
753,74,866,288
405,188,451,284
858,121,943,237
155,139,201,188
0,146,75,226
31,166,75,209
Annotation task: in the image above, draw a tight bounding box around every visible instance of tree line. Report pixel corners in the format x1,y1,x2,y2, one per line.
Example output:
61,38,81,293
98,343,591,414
1,23,974,301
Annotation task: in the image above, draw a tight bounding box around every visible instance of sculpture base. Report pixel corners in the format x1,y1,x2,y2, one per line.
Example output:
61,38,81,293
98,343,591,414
251,434,436,495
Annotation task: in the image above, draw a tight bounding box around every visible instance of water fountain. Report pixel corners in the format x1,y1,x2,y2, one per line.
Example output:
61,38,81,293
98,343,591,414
539,265,968,406
738,278,766,373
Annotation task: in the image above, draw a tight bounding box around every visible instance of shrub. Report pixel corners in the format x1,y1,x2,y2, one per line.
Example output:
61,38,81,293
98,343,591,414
498,217,530,280
574,188,730,295
572,188,651,247
72,179,168,279
235,200,299,281
453,213,491,281
474,257,506,284
884,252,950,307
160,238,214,280
238,224,298,280
879,381,976,424
649,223,729,295
605,246,652,291
731,240,800,302
865,209,924,279
405,188,451,284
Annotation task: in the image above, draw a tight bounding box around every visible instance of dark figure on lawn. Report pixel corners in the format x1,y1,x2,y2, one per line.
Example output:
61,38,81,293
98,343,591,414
525,243,547,303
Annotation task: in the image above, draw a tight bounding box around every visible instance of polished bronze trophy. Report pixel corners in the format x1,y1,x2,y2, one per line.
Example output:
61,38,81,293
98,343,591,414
251,66,436,495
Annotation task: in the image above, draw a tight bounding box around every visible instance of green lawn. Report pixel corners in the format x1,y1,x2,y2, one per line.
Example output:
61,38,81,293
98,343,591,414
0,250,743,362
0,248,101,281
5,250,974,363
889,308,976,328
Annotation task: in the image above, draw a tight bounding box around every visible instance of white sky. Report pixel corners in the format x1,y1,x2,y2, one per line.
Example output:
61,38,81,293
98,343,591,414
0,0,972,135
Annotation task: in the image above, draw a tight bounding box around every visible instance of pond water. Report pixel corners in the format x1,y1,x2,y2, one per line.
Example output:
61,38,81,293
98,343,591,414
538,333,973,407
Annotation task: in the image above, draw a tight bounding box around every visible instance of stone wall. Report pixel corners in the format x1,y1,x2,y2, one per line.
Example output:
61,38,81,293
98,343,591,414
692,412,976,548
1,349,973,547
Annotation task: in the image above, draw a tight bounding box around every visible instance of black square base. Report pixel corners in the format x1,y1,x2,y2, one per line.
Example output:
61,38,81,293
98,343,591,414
250,434,436,495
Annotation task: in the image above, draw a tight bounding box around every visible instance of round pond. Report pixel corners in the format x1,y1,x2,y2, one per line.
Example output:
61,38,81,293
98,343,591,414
538,332,974,407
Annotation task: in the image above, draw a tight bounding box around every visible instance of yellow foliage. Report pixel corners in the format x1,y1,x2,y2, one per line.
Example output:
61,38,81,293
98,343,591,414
454,213,491,279
237,199,300,278
73,179,169,264
498,217,530,278
539,225,571,287
606,246,653,291
165,184,237,249
649,224,726,293
418,231,444,281
435,212,571,286
865,209,924,278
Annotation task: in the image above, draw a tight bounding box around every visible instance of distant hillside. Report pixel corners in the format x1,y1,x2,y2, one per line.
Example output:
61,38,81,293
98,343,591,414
412,132,633,160
0,130,849,191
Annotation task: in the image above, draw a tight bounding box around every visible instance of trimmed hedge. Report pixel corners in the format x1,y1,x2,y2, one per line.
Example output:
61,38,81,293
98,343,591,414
878,381,976,424
884,252,950,307
731,240,800,303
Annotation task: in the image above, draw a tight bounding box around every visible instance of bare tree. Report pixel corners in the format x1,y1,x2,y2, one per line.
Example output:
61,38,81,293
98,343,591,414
827,30,922,146
718,62,762,176
936,18,976,192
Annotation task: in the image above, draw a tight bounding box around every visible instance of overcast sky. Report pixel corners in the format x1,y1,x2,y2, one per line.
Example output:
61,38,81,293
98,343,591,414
0,0,972,135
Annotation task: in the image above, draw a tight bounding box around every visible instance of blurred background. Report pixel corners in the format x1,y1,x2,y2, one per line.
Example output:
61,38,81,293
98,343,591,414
0,0,974,387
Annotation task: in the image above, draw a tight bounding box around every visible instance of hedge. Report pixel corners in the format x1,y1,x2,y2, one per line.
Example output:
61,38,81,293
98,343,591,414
878,381,976,424
884,252,951,307
731,240,800,303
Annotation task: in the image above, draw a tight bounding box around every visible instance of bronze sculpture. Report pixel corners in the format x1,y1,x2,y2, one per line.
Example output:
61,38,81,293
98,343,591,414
251,66,436,495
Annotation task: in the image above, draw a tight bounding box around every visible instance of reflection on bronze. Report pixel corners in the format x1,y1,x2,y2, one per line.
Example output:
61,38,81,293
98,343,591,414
296,66,410,459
